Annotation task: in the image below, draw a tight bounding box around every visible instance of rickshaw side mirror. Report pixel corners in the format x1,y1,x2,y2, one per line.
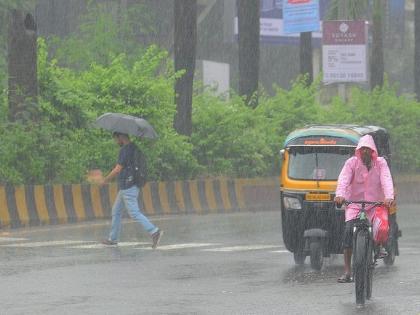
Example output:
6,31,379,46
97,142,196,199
279,149,284,171
279,149,285,171
279,149,285,159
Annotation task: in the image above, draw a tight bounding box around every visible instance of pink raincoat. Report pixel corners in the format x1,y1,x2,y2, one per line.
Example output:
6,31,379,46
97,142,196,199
335,135,394,222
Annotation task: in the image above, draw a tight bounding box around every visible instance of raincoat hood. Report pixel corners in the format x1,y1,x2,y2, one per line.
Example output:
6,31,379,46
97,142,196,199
336,133,394,221
355,134,378,161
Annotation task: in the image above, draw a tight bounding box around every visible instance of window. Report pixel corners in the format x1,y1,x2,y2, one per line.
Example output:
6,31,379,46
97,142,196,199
288,146,354,180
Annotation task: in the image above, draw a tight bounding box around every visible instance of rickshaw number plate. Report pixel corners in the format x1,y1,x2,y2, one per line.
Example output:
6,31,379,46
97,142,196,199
305,193,331,201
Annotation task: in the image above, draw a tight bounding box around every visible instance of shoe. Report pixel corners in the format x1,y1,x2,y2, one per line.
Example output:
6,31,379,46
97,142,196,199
151,230,163,249
101,239,118,246
377,246,388,259
337,274,353,283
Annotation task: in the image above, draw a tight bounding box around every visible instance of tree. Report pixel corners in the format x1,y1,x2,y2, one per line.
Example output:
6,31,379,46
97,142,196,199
300,32,313,86
370,0,384,90
173,0,197,136
328,0,367,19
0,1,35,120
8,9,38,121
237,0,260,108
415,0,420,100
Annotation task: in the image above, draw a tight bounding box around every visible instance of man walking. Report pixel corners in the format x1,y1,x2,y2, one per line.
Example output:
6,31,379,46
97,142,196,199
100,132,162,248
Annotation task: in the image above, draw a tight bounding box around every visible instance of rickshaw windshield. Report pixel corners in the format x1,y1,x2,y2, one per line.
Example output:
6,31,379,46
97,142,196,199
288,146,354,180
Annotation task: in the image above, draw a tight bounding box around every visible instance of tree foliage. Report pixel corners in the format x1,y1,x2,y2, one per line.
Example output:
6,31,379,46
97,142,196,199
49,1,157,70
2,39,420,185
192,92,271,177
0,1,419,184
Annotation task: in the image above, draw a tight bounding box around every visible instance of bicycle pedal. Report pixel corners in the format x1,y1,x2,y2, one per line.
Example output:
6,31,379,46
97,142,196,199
374,252,387,260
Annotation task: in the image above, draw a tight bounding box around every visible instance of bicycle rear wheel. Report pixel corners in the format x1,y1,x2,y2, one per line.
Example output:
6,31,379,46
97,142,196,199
353,230,369,305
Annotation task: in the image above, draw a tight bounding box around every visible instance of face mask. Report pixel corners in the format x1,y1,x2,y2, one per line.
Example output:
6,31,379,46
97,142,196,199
361,149,372,169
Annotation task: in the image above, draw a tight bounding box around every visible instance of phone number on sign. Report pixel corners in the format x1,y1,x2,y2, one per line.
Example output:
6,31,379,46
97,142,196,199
325,73,365,79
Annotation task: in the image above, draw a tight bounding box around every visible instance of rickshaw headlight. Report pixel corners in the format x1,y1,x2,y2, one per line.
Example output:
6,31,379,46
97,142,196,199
283,197,302,210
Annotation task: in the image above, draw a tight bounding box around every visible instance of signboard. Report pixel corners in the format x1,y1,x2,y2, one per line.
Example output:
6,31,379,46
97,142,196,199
233,0,329,46
283,0,320,34
287,136,356,146
305,192,331,201
201,60,230,97
322,21,368,83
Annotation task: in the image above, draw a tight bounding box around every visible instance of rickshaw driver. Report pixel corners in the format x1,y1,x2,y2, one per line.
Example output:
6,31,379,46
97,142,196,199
334,134,394,283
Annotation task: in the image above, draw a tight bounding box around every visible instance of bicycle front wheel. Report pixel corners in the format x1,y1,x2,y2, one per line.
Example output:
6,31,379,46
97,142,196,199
366,239,374,299
353,230,369,305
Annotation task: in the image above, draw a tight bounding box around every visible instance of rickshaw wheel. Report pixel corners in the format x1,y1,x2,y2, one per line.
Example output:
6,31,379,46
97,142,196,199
293,251,306,265
310,242,323,270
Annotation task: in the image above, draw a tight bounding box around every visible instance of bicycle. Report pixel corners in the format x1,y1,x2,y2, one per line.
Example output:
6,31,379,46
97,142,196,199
339,200,384,306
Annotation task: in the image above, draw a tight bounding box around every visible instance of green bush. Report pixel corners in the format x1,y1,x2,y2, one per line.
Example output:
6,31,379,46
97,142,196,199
192,92,271,177
49,1,156,70
255,78,323,173
0,122,62,184
319,82,420,172
1,39,420,185
37,40,199,183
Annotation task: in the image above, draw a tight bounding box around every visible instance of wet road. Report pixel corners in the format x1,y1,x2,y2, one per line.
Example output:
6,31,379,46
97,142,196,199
0,205,419,315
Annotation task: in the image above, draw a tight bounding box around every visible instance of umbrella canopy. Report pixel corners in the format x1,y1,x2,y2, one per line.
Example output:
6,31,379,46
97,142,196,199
95,113,158,139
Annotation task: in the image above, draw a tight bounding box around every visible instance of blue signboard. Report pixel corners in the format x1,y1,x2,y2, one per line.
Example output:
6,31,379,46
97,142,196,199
234,0,329,46
234,0,403,47
283,0,320,34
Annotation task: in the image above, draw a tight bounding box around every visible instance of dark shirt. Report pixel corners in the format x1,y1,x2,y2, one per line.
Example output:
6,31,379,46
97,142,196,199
117,142,136,189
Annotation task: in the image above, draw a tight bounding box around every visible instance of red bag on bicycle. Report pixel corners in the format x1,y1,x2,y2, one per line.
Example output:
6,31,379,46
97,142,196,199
372,205,389,245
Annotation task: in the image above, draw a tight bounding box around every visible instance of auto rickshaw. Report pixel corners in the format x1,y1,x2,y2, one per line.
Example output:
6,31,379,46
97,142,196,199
279,124,400,270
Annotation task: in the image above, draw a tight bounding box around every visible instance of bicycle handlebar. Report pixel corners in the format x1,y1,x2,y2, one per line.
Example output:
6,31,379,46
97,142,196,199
345,200,384,206
335,200,384,209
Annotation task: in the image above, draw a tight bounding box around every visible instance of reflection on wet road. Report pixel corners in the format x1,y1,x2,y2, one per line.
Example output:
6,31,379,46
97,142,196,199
0,205,419,314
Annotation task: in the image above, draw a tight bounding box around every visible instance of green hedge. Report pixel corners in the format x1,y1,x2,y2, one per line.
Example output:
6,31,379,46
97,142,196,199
0,40,419,185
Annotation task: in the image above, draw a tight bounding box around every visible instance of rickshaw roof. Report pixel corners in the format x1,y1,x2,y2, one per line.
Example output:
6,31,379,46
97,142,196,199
283,124,388,147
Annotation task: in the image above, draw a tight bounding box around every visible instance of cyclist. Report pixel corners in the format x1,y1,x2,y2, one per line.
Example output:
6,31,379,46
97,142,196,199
334,134,394,283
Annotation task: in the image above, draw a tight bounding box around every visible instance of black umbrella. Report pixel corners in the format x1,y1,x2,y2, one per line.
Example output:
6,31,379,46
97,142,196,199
95,113,158,139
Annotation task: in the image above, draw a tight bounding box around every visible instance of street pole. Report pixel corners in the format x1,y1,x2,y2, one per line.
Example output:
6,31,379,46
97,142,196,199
337,2,348,101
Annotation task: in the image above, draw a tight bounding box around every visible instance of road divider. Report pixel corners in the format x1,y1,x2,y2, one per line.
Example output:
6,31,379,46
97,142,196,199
0,177,279,229
1,174,416,229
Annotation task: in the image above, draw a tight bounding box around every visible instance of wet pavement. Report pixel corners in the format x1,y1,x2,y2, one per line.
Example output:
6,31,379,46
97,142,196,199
0,205,419,314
